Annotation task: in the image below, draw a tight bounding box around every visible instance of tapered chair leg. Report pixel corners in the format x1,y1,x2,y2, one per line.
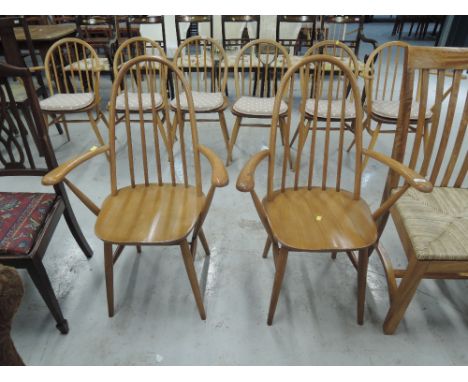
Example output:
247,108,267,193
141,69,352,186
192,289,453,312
226,116,242,166
357,248,369,325
362,122,382,170
262,237,272,258
267,247,289,326
198,228,210,256
331,251,337,260
62,114,71,142
180,240,206,320
383,259,428,335
103,242,114,317
27,260,69,334
218,111,230,161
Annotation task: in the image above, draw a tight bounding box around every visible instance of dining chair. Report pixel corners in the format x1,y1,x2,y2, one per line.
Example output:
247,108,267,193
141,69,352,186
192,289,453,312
42,55,229,318
236,54,432,325
172,36,230,160
373,45,468,334
124,16,167,53
40,37,109,149
175,15,213,46
0,62,93,334
227,39,291,166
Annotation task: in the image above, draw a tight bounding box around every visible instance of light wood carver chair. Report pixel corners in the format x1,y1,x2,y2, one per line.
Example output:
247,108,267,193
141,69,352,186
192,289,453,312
374,45,468,334
172,36,230,160
289,40,359,162
227,39,291,166
42,55,229,318
40,37,109,149
236,54,432,326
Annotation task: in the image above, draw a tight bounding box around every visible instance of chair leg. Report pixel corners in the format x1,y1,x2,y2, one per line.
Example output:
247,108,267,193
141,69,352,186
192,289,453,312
62,200,93,259
180,240,206,320
362,122,382,170
262,237,272,259
226,116,242,166
346,137,356,153
27,260,69,334
357,248,369,325
331,251,337,260
198,228,210,256
218,111,230,162
62,114,71,142
104,242,114,317
171,112,178,144
267,247,289,326
87,111,106,147
136,245,142,253
383,259,428,335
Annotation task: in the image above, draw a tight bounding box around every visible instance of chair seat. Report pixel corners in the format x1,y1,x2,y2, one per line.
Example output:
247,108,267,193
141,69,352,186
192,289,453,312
177,55,214,68
232,96,288,116
223,53,260,67
115,92,163,111
392,187,468,261
64,57,110,72
305,99,356,119
95,184,206,244
39,93,95,112
371,100,432,120
263,188,377,251
171,91,225,112
0,192,56,256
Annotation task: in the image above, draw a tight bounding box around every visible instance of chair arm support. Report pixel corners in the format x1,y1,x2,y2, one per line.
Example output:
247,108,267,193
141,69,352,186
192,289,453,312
199,145,229,187
236,149,270,193
28,65,45,73
363,149,433,193
42,145,109,186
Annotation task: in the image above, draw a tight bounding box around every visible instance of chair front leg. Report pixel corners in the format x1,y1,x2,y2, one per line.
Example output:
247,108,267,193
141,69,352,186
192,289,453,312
226,116,242,166
267,246,289,326
357,247,369,325
103,242,114,317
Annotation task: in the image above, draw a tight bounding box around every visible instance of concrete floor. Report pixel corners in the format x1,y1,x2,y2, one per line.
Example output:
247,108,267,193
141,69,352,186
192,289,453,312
4,22,468,365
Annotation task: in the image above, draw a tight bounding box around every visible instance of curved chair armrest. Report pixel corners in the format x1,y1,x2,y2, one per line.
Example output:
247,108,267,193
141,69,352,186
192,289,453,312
199,145,229,187
42,145,109,186
28,65,45,73
236,149,270,193
363,149,433,193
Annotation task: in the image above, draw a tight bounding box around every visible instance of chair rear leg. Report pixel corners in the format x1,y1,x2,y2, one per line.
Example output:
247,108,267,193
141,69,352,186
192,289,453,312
357,247,369,325
362,122,382,170
267,247,289,325
218,111,230,162
226,116,242,166
104,242,115,317
262,237,271,258
27,260,69,334
198,228,210,256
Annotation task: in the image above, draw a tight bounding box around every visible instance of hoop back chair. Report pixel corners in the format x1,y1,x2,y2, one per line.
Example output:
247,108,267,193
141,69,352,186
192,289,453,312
40,37,109,149
175,15,213,46
373,46,468,334
0,62,93,334
236,54,432,326
42,55,229,318
172,36,230,159
227,39,291,166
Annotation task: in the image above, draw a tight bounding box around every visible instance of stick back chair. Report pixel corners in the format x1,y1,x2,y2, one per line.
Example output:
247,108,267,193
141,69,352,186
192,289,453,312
236,54,432,326
0,62,93,334
172,36,230,160
40,37,109,149
227,39,291,166
42,55,229,318
175,15,213,46
374,45,468,334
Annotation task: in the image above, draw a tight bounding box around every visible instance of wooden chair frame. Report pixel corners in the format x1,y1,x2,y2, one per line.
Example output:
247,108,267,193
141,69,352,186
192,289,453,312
275,15,319,57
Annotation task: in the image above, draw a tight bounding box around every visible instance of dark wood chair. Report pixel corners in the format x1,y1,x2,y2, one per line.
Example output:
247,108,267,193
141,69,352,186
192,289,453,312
0,62,93,334
175,15,213,47
124,16,167,54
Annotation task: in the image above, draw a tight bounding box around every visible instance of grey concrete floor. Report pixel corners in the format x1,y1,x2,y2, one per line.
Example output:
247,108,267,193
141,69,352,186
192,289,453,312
4,22,468,365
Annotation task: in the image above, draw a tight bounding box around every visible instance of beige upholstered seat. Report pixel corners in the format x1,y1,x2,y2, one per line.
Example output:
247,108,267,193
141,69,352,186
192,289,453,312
115,92,163,111
393,187,468,261
39,93,94,111
305,99,356,119
223,53,260,67
232,96,288,116
64,57,110,72
171,91,224,112
372,100,432,120
177,55,213,68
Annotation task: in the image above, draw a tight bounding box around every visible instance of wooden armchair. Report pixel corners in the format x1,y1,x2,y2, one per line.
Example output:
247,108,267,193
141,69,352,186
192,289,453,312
236,54,432,326
374,46,468,334
0,62,93,334
42,55,229,318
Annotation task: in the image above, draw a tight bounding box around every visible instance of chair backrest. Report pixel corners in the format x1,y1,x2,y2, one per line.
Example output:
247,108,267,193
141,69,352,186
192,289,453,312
51,16,76,24
175,15,213,46
126,16,167,52
113,37,166,78
43,37,101,97
266,55,363,200
173,36,228,94
319,16,365,55
76,16,116,41
108,55,205,195
233,39,291,98
221,16,260,53
276,15,318,56
390,46,468,190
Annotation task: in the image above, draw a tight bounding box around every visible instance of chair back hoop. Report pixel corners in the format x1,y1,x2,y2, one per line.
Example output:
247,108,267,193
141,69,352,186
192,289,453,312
267,54,364,201
305,39,359,76
173,35,228,93
113,36,166,78
109,55,202,196
43,37,101,98
233,39,291,98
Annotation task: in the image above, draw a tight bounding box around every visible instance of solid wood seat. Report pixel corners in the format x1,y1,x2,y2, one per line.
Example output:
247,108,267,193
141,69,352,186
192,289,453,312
263,188,377,251
95,184,206,245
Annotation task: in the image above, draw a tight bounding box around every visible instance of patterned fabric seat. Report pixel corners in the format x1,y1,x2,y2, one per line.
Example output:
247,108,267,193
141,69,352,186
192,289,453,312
64,57,110,72
223,53,260,67
371,100,432,120
115,92,163,111
171,91,224,112
0,192,56,256
393,187,468,260
39,93,95,111
305,99,356,119
177,55,214,68
233,96,288,116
